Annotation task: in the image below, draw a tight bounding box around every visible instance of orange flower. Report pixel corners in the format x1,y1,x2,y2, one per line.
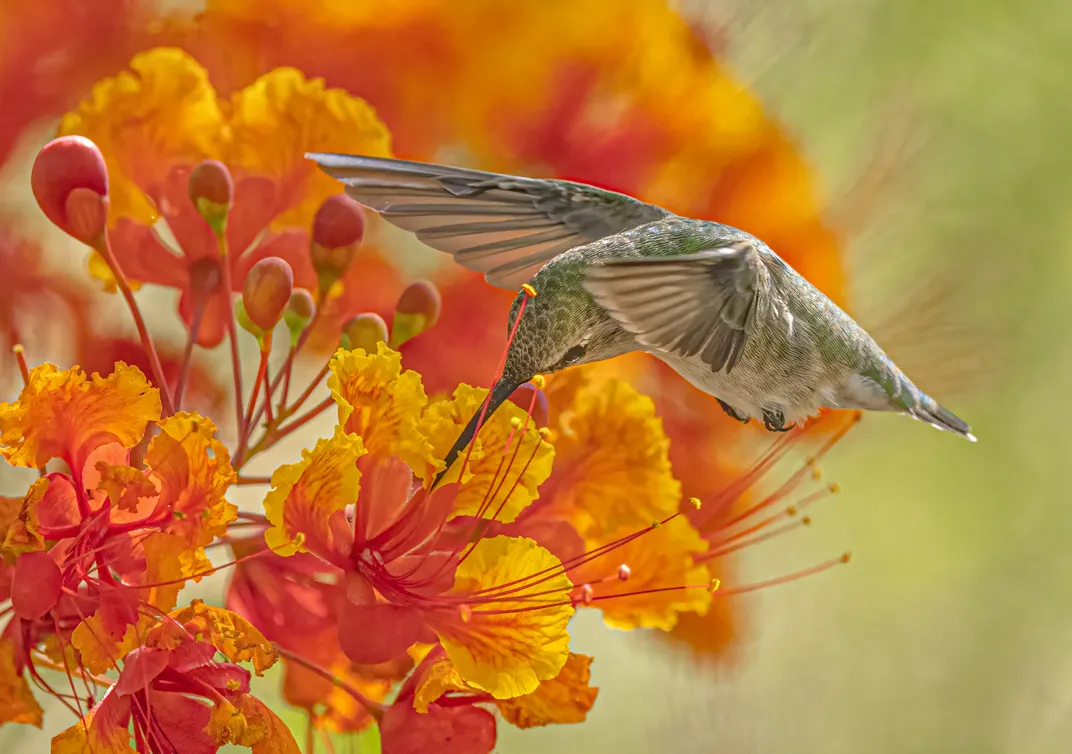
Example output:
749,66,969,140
0,362,160,470
52,606,297,754
57,47,395,346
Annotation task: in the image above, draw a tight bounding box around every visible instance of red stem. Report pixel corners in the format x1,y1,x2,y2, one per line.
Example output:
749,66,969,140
217,234,245,441
96,233,174,415
173,294,207,411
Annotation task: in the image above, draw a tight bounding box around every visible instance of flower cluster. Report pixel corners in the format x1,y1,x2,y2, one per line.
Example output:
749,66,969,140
0,4,857,751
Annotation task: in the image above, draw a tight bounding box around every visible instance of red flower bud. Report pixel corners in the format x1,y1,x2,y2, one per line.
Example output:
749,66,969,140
242,257,294,332
342,313,388,353
188,160,233,235
31,136,109,244
11,551,62,620
389,280,442,347
311,195,364,293
312,194,365,249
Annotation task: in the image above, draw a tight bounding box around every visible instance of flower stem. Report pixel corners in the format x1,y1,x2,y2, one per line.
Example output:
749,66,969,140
173,294,207,411
242,397,333,466
217,233,245,441
272,643,385,722
95,233,174,415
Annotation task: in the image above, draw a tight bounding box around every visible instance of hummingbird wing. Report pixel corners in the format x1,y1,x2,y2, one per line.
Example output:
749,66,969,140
584,241,771,374
307,152,671,289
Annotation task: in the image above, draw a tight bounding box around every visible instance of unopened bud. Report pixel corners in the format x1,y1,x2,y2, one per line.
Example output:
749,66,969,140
311,195,364,293
389,280,442,347
31,136,109,245
243,257,294,332
283,289,317,346
341,313,388,353
188,160,233,237
234,300,262,338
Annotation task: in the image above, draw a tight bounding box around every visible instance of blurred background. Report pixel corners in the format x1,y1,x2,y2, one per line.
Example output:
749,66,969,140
2,0,1069,752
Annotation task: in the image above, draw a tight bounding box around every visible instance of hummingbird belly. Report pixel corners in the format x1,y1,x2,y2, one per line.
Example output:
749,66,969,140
652,351,839,426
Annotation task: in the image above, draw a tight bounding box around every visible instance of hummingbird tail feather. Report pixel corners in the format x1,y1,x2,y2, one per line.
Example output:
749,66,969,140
911,399,976,442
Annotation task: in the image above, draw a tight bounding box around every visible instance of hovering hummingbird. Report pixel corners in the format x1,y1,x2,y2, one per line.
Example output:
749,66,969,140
308,153,975,477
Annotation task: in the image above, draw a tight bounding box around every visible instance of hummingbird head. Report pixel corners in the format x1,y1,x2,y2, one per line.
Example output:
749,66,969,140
432,274,634,486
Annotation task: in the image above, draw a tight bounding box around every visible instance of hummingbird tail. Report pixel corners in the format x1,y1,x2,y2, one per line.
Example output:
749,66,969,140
911,398,976,442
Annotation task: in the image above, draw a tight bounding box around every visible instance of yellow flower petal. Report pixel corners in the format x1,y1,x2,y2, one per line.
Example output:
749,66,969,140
496,653,599,729
582,517,712,631
327,344,434,474
413,651,473,714
0,363,161,469
434,536,572,699
235,694,302,753
0,638,43,727
95,463,157,513
1,478,47,557
58,47,226,225
205,698,248,746
168,600,277,675
548,379,680,539
146,412,237,547
263,427,365,558
228,66,391,230
420,385,553,523
72,619,143,677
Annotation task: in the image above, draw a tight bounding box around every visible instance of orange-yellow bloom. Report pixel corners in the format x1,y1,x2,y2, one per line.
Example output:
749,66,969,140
144,412,237,547
421,384,554,522
432,535,573,699
0,362,161,470
328,344,434,477
414,648,598,728
263,426,365,559
169,599,277,675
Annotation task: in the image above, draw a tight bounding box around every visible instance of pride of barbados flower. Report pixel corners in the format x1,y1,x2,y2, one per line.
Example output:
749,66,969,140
0,29,858,754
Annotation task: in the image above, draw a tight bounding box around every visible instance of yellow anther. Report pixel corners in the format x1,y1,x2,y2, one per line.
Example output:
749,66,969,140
801,516,812,526
811,466,823,480
840,551,852,564
510,416,522,429
709,578,721,593
292,532,306,549
828,483,841,494
226,679,240,691
11,344,22,355
521,283,538,297
538,427,552,440
531,375,546,389
650,520,660,529
459,604,473,623
785,505,798,516
689,497,702,510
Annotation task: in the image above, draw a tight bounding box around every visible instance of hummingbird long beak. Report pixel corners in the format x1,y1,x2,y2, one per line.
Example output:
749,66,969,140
432,376,523,489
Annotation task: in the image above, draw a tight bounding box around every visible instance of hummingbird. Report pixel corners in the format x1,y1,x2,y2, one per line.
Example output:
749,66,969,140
308,152,975,478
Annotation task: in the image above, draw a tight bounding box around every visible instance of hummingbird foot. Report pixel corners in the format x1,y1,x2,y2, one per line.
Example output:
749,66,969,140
762,408,793,433
716,398,750,423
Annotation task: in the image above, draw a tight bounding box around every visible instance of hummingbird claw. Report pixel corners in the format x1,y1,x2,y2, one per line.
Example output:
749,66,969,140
762,408,793,433
716,399,750,423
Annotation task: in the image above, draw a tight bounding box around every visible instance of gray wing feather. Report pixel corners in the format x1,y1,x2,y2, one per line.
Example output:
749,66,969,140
583,241,771,374
307,152,671,289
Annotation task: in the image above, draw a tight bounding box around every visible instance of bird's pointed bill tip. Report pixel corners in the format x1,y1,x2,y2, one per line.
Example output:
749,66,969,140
965,432,978,443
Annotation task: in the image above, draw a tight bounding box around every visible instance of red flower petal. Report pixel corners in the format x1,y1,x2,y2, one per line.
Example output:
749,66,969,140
115,646,169,696
10,551,61,620
338,602,427,665
380,699,496,754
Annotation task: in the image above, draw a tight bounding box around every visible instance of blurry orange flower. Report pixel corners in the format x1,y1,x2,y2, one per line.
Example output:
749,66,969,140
57,47,395,346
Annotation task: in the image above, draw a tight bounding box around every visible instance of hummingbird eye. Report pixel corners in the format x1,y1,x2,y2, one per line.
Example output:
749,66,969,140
562,345,586,365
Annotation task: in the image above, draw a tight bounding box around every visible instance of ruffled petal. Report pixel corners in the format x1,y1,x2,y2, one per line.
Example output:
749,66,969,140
432,536,572,699
0,362,161,469
263,427,365,561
